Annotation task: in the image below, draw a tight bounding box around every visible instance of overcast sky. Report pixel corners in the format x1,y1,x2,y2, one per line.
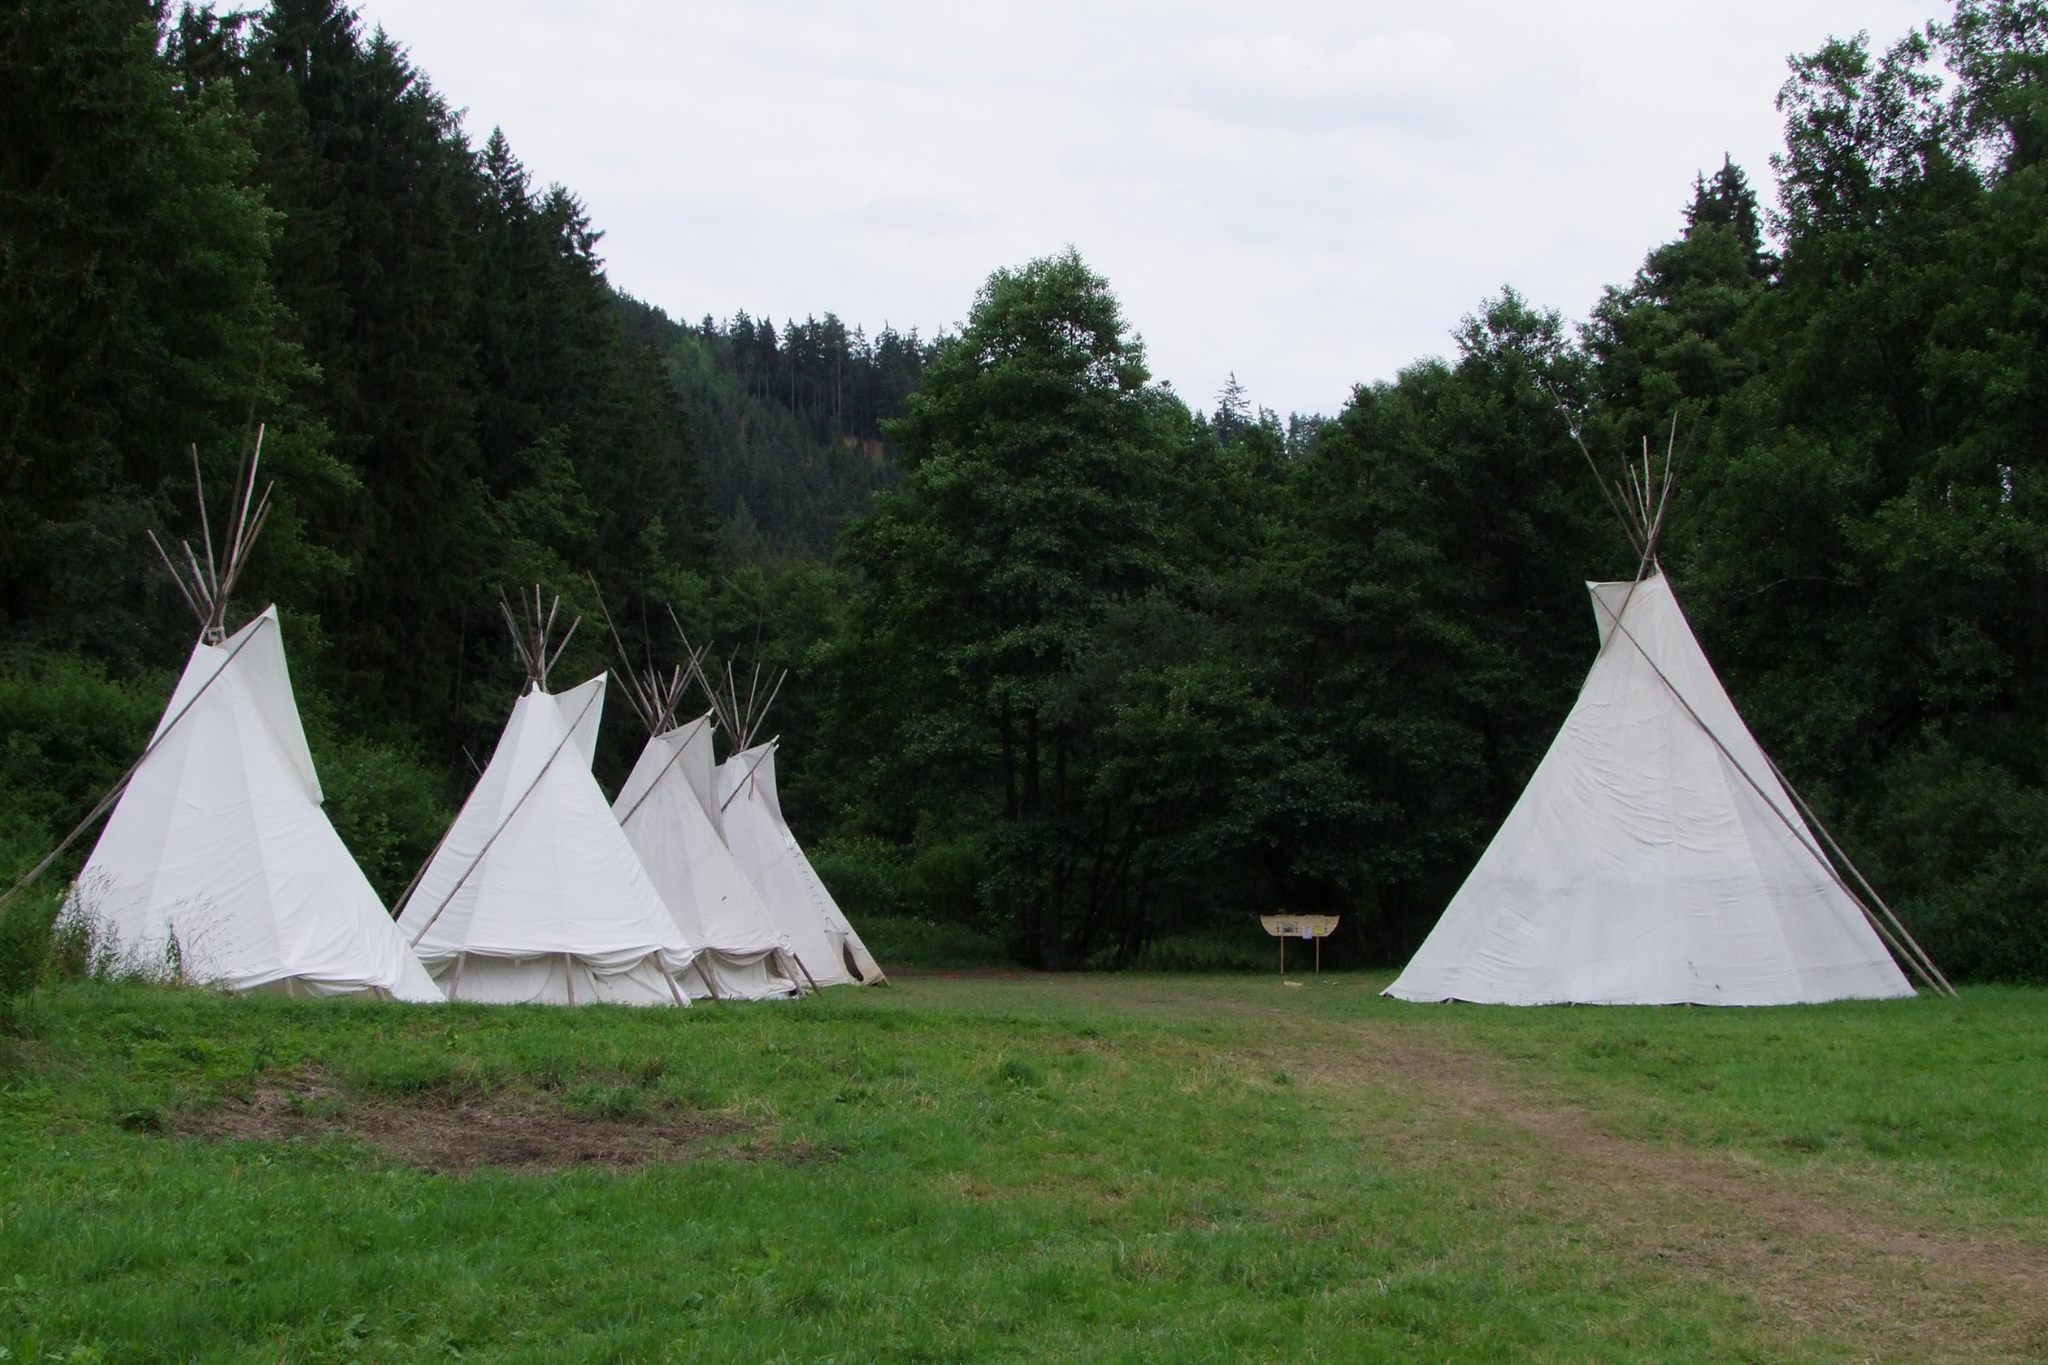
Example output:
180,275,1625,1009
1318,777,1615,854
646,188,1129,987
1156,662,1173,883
352,1,1934,419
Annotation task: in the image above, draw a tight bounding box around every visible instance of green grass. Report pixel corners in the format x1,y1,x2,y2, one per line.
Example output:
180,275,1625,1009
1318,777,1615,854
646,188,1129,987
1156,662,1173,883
1,974,2043,1362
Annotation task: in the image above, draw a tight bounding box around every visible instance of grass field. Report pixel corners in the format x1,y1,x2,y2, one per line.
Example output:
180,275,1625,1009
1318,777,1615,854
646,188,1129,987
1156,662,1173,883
1,973,2043,1362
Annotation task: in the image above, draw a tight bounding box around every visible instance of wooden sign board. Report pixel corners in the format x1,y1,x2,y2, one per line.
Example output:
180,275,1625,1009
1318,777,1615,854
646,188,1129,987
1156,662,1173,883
1259,914,1340,974
1260,914,1340,940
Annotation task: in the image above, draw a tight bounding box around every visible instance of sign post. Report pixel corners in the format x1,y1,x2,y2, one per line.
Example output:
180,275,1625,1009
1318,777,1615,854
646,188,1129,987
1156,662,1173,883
1258,914,1340,976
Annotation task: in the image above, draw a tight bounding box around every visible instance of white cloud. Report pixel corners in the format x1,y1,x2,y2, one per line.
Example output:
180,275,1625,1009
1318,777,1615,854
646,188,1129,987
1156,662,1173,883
354,0,1933,418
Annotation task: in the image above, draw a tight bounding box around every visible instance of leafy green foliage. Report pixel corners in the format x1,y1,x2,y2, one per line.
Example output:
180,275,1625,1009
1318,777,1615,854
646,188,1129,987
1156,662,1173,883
312,737,454,905
0,887,57,1037
832,249,1242,967
3,0,2045,983
0,655,167,880
612,296,931,565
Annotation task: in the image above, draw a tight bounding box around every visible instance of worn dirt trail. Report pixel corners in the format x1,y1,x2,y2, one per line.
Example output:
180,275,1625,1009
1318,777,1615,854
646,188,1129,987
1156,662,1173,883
1183,988,2048,1363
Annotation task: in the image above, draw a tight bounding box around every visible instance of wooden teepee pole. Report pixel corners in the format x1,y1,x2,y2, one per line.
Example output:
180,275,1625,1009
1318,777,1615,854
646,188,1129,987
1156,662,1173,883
1591,592,1954,998
0,615,277,915
1761,752,1956,997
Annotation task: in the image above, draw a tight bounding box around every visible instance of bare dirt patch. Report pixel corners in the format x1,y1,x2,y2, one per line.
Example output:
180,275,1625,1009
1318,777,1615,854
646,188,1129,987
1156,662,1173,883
173,1072,773,1175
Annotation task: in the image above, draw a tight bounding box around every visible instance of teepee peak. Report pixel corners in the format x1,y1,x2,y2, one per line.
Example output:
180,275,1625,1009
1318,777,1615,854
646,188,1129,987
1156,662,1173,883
148,426,276,644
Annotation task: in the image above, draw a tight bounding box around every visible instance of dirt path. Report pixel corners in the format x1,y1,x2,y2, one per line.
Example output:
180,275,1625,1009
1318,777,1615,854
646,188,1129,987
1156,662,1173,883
1191,991,2048,1363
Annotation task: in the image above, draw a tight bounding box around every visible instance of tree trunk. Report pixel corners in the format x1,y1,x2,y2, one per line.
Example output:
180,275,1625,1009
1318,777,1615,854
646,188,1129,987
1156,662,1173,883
1041,732,1067,968
999,698,1018,954
1023,705,1044,964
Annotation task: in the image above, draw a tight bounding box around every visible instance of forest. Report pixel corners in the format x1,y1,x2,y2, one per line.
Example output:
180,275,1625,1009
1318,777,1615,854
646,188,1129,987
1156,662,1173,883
1,0,2042,980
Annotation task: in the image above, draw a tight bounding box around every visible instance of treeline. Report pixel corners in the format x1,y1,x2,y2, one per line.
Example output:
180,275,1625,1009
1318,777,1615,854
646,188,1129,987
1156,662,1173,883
617,302,935,565
0,0,732,888
2,1,2042,981
774,3,2045,980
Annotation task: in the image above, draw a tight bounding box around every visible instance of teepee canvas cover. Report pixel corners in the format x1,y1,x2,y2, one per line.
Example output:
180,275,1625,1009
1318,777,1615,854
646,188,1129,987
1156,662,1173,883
1386,571,1915,1006
397,673,700,1005
72,608,441,1001
718,742,883,987
615,716,800,999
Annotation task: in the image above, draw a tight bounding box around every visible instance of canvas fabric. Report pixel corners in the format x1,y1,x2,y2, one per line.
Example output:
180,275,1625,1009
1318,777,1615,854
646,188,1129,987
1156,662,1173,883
718,743,883,987
1385,572,1915,1006
615,716,799,1000
71,608,440,1002
397,674,697,1005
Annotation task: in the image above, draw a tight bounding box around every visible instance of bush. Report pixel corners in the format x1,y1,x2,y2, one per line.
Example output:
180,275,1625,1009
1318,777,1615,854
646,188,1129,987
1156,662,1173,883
1855,745,2048,983
807,834,908,922
856,914,1011,969
0,652,166,882
1127,921,1276,973
317,737,455,903
0,887,58,1035
809,831,993,928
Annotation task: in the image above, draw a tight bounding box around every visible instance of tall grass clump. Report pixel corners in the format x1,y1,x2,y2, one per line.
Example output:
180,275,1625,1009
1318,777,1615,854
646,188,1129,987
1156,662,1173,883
0,885,57,1037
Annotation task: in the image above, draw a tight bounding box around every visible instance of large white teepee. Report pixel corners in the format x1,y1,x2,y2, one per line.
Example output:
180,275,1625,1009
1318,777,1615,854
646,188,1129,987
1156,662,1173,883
396,670,700,1005
718,742,883,988
615,715,801,999
1386,571,1917,1006
71,608,441,1002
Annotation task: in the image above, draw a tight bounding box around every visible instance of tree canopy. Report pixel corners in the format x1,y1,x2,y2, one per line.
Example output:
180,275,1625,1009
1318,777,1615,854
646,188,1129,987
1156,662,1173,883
2,0,2043,981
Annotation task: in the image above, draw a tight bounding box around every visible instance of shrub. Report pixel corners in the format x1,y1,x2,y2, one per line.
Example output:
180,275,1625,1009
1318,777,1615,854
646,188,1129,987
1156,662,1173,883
1855,745,2048,983
316,738,454,903
1128,922,1275,973
807,834,908,922
856,914,1011,970
810,831,994,928
0,652,165,883
0,887,56,1035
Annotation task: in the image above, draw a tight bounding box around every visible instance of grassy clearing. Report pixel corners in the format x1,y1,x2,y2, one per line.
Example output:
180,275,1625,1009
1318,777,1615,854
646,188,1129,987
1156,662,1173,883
0,974,2042,1362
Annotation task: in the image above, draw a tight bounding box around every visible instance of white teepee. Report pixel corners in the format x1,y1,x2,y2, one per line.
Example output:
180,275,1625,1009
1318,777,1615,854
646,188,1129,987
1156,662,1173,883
718,742,884,988
63,432,439,1001
71,608,441,1001
1386,421,1945,1006
614,715,802,999
1385,573,1921,1005
395,594,701,1005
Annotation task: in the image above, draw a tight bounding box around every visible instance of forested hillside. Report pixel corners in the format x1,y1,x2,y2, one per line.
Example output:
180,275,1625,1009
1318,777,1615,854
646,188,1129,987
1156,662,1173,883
2,1,2041,980
616,298,933,564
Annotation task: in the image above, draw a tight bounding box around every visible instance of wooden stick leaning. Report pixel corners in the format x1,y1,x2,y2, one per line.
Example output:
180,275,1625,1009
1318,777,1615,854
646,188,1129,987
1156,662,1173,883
0,596,278,915
1590,592,1954,997
1761,751,1955,995
403,681,607,949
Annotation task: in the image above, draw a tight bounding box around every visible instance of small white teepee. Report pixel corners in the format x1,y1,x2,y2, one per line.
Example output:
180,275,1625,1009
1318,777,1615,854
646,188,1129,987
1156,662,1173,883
590,589,800,999
615,716,802,999
395,594,700,1005
719,742,884,988
73,609,441,1001
1387,424,1945,1006
676,640,883,988
66,434,438,1001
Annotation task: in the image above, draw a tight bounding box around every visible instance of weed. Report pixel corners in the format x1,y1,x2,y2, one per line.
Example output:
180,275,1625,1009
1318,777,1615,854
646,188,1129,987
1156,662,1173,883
561,1082,649,1121
992,1054,1044,1089
0,891,54,1036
